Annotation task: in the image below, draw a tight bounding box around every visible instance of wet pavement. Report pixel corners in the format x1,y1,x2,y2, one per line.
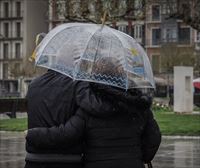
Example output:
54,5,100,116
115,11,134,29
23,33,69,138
153,137,200,168
0,132,25,168
0,131,199,168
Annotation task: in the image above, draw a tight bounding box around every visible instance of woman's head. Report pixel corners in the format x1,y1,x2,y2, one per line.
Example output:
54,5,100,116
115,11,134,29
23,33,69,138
93,57,125,78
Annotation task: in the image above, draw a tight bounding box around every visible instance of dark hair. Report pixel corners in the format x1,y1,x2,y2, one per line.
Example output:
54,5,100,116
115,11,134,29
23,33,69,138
92,57,125,78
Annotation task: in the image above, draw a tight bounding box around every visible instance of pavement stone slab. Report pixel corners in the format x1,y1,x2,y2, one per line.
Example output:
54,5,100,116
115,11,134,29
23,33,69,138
0,132,199,168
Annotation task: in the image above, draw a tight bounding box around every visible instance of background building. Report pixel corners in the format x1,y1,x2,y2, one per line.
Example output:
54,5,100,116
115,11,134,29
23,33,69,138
0,0,48,97
0,0,199,97
144,0,200,97
145,0,199,76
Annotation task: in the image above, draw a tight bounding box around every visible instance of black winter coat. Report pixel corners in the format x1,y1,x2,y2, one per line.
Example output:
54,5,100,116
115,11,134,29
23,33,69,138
27,84,161,168
25,70,118,168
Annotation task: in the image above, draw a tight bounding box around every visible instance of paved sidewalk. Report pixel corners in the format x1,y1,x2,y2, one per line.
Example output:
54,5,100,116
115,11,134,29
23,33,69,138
152,137,200,168
0,132,199,168
0,132,25,168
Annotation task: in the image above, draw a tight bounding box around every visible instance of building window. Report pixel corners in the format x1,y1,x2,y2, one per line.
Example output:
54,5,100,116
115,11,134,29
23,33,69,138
56,0,66,19
134,25,142,39
16,2,21,17
3,63,8,79
4,23,9,37
152,5,160,21
16,22,21,37
118,25,128,34
152,28,161,45
163,28,177,42
15,43,21,58
4,2,9,17
134,0,143,17
131,26,134,37
179,27,190,44
12,81,18,92
3,43,9,59
152,55,160,74
197,31,200,42
162,1,177,15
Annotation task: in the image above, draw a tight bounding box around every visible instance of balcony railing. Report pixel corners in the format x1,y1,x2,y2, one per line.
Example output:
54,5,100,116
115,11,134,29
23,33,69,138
0,57,23,61
0,16,23,20
0,10,24,20
145,38,192,47
0,37,23,41
178,39,191,45
162,38,178,43
145,38,162,47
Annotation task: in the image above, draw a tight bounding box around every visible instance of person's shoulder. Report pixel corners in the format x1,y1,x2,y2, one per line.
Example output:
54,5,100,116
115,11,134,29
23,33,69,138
30,70,73,87
28,75,43,87
28,71,49,85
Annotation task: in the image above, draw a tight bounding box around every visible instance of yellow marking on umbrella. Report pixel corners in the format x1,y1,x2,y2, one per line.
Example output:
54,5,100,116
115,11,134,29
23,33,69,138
130,48,138,56
29,34,41,62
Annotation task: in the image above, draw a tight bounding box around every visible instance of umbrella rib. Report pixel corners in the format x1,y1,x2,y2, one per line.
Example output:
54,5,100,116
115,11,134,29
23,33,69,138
39,24,93,62
112,29,155,88
79,26,101,61
111,29,129,90
77,26,103,79
93,30,103,62
36,24,70,62
108,36,112,58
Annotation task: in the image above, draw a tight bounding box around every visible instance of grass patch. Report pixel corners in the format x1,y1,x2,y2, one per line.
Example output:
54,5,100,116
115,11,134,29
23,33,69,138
0,112,200,136
0,118,27,131
154,111,200,136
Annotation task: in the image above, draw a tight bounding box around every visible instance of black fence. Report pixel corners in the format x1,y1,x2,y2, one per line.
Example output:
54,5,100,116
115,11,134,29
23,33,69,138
0,98,27,118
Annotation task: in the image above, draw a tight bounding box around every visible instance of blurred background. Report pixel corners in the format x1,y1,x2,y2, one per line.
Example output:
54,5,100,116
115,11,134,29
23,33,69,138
0,0,199,103
0,1,199,168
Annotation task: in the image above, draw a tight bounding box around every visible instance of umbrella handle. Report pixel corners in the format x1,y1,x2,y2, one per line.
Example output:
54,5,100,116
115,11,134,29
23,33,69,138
29,33,46,62
101,10,108,26
147,162,153,168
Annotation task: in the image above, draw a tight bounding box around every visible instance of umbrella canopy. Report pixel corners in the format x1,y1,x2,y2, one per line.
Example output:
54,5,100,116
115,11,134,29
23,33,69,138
193,78,200,89
35,23,155,90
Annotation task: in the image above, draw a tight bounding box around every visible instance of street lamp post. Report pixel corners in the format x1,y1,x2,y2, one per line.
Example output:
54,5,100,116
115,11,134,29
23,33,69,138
0,34,5,97
195,42,200,76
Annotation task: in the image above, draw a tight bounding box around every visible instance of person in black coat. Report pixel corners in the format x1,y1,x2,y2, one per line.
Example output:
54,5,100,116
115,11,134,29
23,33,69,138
25,70,119,168
26,83,161,168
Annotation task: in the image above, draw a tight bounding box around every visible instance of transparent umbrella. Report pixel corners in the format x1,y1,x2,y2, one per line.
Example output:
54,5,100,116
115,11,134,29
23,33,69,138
34,23,155,90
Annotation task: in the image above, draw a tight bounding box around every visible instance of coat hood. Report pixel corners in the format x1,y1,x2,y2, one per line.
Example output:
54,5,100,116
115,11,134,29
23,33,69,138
83,83,152,118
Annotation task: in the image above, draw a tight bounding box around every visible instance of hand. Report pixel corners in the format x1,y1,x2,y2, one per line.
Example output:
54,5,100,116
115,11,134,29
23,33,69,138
24,130,28,137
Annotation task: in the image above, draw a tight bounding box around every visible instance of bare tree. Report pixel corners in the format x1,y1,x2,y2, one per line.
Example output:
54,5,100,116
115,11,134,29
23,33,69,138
146,0,200,31
48,0,199,31
168,0,200,31
160,42,198,97
161,43,196,72
48,0,146,23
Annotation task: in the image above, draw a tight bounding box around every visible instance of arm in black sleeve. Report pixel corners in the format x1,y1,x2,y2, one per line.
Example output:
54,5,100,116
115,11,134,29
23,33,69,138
141,109,161,163
75,81,118,117
26,109,86,149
